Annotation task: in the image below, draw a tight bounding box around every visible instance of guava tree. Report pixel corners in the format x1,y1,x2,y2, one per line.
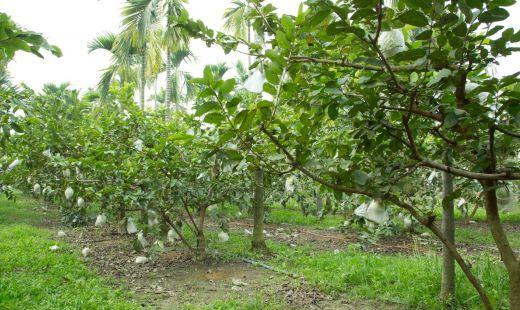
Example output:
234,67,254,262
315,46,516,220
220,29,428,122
0,12,61,197
180,0,520,308
0,12,61,148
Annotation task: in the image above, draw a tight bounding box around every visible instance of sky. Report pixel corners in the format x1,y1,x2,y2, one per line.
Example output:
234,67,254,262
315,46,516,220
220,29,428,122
1,0,520,92
1,0,299,92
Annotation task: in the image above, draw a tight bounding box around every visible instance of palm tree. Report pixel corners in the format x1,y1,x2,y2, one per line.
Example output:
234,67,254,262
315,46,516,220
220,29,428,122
223,0,251,42
223,0,253,66
90,1,189,110
119,0,163,109
207,63,230,80
162,0,190,110
88,32,140,99
166,48,195,109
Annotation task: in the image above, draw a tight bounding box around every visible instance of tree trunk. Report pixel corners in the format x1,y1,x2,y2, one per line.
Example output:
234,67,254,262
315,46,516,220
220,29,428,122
117,206,126,235
139,47,147,109
511,270,520,310
251,168,268,252
483,179,520,310
441,153,455,302
153,80,158,110
247,21,252,67
324,194,332,215
140,205,148,236
165,50,172,110
316,189,323,220
196,205,207,260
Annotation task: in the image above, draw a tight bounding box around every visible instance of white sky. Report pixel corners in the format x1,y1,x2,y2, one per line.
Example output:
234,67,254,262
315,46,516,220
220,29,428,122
1,0,299,92
1,0,519,92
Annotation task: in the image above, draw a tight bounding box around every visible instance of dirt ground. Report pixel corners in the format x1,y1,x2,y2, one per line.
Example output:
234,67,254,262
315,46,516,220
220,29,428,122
41,209,510,309
58,223,401,309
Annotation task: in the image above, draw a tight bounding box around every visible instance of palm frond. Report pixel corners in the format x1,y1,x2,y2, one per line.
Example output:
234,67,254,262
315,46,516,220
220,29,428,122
235,60,249,84
163,0,190,48
170,48,194,67
97,65,118,100
87,32,117,53
223,0,250,40
121,0,162,48
207,63,230,80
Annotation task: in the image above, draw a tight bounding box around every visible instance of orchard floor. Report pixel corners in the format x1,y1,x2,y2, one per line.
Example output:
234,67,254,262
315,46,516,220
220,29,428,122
1,197,519,309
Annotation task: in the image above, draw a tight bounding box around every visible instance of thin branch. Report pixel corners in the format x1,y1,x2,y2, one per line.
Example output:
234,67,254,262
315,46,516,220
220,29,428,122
381,105,442,122
159,210,195,252
290,56,442,72
495,125,520,139
259,124,492,308
182,197,200,234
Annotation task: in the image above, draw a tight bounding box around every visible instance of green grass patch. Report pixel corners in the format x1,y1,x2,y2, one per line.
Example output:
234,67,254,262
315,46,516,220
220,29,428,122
457,227,520,249
0,197,138,310
182,295,285,310
0,196,51,226
273,248,509,309
267,205,345,229
208,230,510,309
432,207,520,223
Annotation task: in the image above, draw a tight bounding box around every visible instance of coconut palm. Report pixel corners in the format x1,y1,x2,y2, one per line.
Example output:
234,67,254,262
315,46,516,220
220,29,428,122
90,0,189,110
223,0,251,42
162,0,190,110
119,0,164,109
166,48,195,109
88,32,140,99
223,0,253,66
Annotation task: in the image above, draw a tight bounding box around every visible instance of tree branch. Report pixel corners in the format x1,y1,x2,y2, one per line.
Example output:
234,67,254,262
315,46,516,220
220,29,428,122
259,124,493,309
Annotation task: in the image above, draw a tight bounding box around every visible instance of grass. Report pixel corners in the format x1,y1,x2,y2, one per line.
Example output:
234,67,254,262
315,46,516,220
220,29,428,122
457,227,520,249
267,204,345,229
273,248,509,309
0,196,47,226
431,206,520,223
0,196,138,310
1,195,516,309
207,229,511,309
182,296,285,310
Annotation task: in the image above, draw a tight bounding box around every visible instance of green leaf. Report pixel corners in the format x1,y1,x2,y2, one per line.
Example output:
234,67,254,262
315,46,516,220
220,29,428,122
328,102,339,120
415,29,433,40
195,101,218,116
256,100,274,109
479,8,509,23
444,112,458,128
353,170,368,186
397,10,429,27
427,69,452,86
465,0,482,9
351,8,374,21
265,49,286,66
393,49,427,62
308,9,330,26
404,0,432,10
219,78,236,95
280,15,295,36
263,83,277,96
275,30,291,50
204,112,225,124
203,66,214,83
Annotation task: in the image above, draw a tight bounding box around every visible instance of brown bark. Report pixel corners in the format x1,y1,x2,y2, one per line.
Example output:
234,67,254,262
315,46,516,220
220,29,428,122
441,153,456,302
261,126,493,309
315,189,323,220
117,206,126,234
511,270,520,310
196,205,207,260
251,168,268,252
482,180,520,310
